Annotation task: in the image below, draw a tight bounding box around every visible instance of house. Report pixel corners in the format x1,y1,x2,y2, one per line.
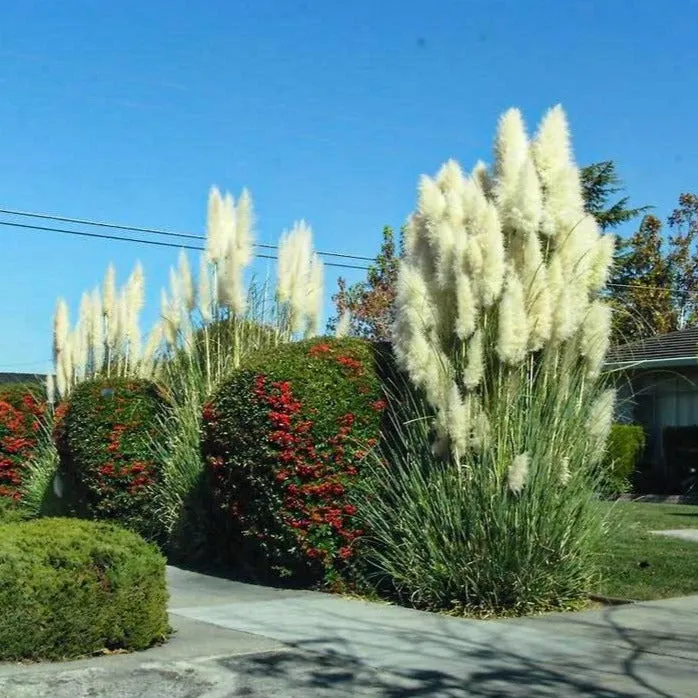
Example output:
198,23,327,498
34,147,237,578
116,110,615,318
607,328,698,490
0,372,47,386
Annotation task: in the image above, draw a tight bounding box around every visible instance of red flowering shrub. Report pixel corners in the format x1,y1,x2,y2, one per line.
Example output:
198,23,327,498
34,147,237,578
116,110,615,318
202,338,388,588
0,384,46,502
55,379,170,537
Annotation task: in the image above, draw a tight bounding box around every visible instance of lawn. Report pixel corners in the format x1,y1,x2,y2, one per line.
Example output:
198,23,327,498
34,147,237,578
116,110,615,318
597,501,698,601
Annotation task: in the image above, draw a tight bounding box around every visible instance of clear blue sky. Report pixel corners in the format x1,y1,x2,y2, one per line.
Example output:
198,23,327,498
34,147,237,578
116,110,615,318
1,0,697,372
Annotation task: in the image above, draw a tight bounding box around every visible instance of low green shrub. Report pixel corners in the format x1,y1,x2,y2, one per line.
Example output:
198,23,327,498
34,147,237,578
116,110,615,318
0,518,168,661
601,424,646,496
202,338,386,587
0,383,47,502
55,378,170,537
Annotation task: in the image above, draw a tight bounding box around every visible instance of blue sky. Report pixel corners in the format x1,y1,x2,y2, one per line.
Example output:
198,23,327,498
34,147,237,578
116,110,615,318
1,0,697,372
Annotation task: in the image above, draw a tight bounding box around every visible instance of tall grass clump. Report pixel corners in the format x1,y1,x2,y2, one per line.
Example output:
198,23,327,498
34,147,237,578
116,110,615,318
150,189,325,552
359,106,615,616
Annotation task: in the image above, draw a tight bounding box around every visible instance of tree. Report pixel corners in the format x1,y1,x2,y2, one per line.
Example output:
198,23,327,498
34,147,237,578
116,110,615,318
580,161,649,231
327,226,400,340
610,215,675,342
610,194,698,343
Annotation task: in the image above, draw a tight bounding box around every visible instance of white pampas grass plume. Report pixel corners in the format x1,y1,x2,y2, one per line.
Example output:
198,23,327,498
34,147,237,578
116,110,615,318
46,373,55,406
235,188,254,268
493,108,529,215
471,160,492,197
455,273,477,339
72,322,88,380
520,232,552,350
103,264,118,346
197,254,213,322
580,300,612,378
277,221,314,334
140,322,163,378
418,175,447,221
335,310,351,338
476,202,506,307
588,234,616,292
178,250,195,312
445,382,470,458
463,329,484,389
587,389,616,457
560,456,571,485
179,304,194,353
90,287,104,373
305,253,324,337
497,267,529,365
508,452,530,495
206,186,226,265
507,156,543,237
161,289,179,346
53,298,70,367
532,105,585,232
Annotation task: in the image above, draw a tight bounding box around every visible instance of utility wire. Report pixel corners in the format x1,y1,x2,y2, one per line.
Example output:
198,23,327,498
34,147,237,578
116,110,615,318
2,207,695,292
0,206,376,262
0,219,372,271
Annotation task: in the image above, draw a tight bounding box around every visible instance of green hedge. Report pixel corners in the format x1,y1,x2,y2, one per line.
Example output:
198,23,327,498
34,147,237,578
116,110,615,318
602,424,645,496
55,378,170,537
202,338,387,588
0,518,168,661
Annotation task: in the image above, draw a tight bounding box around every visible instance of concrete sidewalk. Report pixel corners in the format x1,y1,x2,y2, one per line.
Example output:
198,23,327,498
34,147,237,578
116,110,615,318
1,566,697,696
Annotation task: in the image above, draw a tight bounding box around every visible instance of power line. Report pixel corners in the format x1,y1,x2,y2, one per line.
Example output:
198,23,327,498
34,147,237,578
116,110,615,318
0,206,376,263
0,219,371,271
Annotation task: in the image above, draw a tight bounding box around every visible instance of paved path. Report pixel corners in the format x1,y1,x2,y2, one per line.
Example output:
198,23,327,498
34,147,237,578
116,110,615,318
651,528,698,542
1,566,697,696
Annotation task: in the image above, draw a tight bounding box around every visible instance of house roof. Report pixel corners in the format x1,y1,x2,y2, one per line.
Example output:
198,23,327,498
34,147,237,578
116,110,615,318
606,328,698,369
0,372,47,385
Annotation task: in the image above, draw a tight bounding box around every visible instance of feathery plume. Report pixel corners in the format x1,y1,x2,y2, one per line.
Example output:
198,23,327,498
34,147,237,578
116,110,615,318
305,253,324,338
45,373,55,407
197,254,213,322
178,250,195,312
580,300,613,378
235,188,255,268
455,273,477,339
90,287,104,373
508,452,530,495
587,389,616,457
206,186,226,264
335,310,352,338
560,456,571,485
462,328,484,389
103,264,117,345
497,267,529,365
140,322,163,378
588,234,616,292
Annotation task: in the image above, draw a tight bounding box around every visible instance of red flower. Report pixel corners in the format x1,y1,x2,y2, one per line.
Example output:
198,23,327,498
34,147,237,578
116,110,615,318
338,546,352,560
370,399,387,412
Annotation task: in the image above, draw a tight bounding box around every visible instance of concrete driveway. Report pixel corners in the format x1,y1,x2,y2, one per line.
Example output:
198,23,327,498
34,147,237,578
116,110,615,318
0,565,697,696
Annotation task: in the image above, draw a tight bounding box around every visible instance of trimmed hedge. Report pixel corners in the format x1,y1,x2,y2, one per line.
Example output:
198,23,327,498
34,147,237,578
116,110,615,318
202,338,387,587
602,424,645,496
0,518,168,661
55,378,170,537
0,383,46,501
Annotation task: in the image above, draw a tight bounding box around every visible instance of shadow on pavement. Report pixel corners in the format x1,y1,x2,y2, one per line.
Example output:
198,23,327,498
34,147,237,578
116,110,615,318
209,601,697,697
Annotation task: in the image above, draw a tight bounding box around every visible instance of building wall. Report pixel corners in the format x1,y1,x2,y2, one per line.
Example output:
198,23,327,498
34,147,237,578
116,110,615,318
619,367,698,469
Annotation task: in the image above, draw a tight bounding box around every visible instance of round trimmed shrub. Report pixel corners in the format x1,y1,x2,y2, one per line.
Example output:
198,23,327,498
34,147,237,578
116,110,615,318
0,518,168,661
602,424,646,496
55,378,170,537
0,383,46,502
202,338,387,587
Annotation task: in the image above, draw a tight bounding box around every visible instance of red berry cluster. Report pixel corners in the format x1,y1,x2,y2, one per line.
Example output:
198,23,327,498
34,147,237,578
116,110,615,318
0,391,45,501
249,374,365,569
